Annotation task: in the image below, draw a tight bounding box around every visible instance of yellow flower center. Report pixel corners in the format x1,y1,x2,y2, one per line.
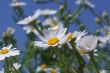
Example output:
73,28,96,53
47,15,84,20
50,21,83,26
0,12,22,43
48,37,59,45
66,33,73,41
51,69,57,73
40,64,47,70
0,49,9,54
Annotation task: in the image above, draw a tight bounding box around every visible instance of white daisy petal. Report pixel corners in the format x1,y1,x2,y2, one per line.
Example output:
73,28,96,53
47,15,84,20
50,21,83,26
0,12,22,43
0,55,5,61
10,1,26,7
7,44,12,50
34,41,48,47
35,9,57,16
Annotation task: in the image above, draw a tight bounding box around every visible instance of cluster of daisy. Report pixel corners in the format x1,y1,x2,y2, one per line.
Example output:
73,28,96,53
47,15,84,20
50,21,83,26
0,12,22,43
17,9,57,34
33,23,109,54
5,0,110,73
33,23,110,73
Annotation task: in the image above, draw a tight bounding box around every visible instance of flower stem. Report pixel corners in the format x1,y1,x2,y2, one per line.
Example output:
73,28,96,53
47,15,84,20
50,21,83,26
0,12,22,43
4,58,20,73
53,46,77,73
70,41,84,73
68,5,82,24
89,52,100,73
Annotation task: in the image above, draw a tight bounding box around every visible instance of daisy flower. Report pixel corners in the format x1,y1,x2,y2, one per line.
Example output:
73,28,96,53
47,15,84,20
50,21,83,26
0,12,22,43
98,36,109,44
99,70,108,73
100,25,110,35
17,9,56,25
23,26,38,34
76,0,95,8
48,24,64,32
42,17,62,26
0,44,20,61
9,0,26,7
36,64,60,73
35,9,57,16
17,16,38,25
76,35,98,54
36,64,47,72
34,27,67,48
17,11,41,25
44,68,60,73
66,30,87,43
98,36,110,48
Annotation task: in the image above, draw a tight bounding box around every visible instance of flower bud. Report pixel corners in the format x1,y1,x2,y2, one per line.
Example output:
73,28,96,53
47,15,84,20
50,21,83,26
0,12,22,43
95,17,101,24
102,11,109,19
79,23,85,31
59,5,65,12
68,14,72,18
95,29,100,35
3,27,15,37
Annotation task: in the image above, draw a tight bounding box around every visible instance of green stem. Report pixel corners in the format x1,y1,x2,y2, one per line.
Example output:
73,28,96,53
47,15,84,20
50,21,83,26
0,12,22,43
89,52,100,73
53,47,77,73
70,41,84,73
4,58,20,73
68,5,82,24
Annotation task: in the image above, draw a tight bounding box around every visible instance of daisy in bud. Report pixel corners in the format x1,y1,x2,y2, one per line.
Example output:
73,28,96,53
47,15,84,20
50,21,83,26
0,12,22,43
76,35,98,54
9,0,26,7
0,44,20,61
76,0,95,8
3,27,15,37
34,27,67,48
66,30,87,43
